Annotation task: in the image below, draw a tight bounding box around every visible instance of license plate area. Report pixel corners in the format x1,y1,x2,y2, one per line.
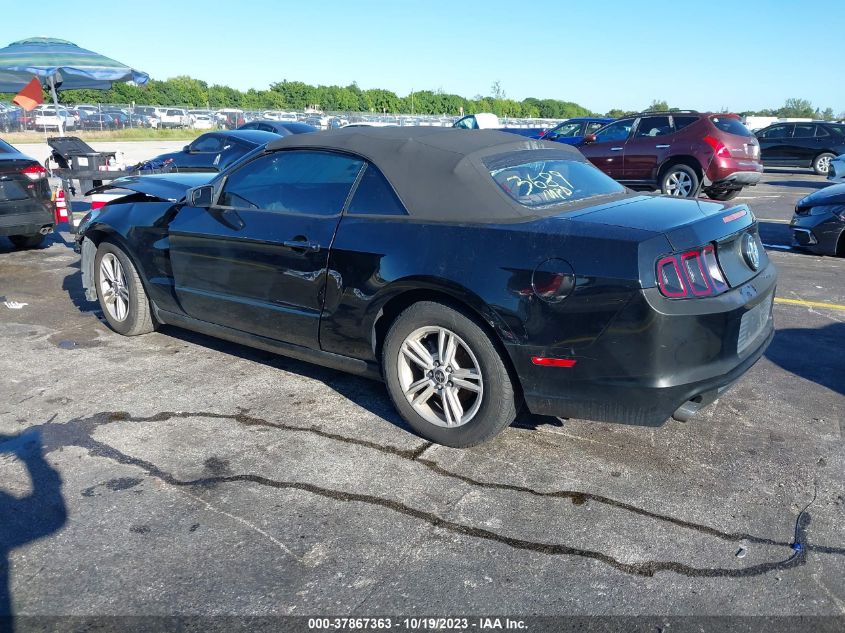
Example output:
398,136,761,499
737,295,773,355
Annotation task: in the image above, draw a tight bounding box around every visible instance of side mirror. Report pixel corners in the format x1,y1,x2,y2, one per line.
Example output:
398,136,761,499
186,184,214,208
545,132,559,141
583,134,597,144
183,145,192,153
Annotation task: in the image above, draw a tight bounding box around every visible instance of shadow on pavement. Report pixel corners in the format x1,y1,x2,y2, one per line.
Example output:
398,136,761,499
758,220,794,248
157,325,416,435
765,180,830,190
0,431,67,630
766,322,845,397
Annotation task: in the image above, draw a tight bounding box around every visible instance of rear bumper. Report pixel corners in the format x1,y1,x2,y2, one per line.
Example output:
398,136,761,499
514,262,777,426
0,201,54,237
708,167,763,188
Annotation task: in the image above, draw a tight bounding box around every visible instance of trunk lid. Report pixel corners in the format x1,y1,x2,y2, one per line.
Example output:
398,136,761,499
568,194,764,288
569,194,754,250
0,155,51,209
708,114,760,160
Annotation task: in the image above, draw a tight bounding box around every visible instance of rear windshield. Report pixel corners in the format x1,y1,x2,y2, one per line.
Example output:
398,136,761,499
0,139,15,153
490,159,625,208
710,116,753,137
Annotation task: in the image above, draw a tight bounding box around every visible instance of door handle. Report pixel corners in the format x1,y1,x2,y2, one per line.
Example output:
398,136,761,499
655,144,670,148
283,238,320,253
610,147,623,151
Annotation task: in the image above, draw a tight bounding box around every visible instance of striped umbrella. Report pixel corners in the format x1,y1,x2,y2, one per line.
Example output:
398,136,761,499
0,37,149,133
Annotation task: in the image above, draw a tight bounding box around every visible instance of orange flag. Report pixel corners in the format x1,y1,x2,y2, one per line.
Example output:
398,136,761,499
12,76,44,111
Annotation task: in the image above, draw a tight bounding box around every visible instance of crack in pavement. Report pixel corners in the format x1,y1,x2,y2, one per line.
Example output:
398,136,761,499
8,410,842,578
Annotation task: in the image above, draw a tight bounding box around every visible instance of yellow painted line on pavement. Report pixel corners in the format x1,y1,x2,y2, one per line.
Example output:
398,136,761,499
774,297,845,311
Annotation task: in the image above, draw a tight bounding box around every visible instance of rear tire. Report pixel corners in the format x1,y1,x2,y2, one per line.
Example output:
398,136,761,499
382,301,517,447
813,153,835,176
705,189,740,201
660,164,700,198
9,233,46,249
94,242,155,336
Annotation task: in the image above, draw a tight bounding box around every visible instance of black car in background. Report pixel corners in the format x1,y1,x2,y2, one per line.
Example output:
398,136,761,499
755,121,845,175
237,120,317,135
79,114,118,130
0,138,54,248
76,128,776,447
143,129,280,172
791,182,845,256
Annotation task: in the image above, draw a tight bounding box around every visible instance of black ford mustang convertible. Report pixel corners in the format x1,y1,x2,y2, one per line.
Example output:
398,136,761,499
76,128,776,447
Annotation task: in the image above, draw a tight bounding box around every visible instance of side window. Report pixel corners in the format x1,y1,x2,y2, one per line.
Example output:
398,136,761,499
190,135,223,152
634,116,672,138
673,115,698,131
815,125,830,137
585,121,606,134
347,164,407,216
219,151,364,215
594,119,633,142
759,124,790,139
793,124,815,138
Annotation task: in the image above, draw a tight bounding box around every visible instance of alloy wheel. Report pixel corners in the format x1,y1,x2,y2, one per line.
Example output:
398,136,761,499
397,326,484,428
817,156,831,174
666,170,694,197
99,252,130,321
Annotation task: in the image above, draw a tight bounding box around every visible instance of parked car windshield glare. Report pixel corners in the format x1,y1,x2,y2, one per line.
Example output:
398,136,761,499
490,159,625,208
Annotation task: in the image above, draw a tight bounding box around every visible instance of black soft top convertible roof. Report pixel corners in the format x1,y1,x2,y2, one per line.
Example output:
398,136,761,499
266,127,590,222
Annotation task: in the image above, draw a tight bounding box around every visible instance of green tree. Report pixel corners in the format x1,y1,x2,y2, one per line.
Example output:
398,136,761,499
647,99,669,112
778,98,814,118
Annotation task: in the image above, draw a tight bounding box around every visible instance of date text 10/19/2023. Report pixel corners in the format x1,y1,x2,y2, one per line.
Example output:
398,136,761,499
308,617,528,630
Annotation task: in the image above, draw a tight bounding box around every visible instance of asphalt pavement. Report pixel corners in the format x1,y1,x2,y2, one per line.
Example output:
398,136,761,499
0,168,842,625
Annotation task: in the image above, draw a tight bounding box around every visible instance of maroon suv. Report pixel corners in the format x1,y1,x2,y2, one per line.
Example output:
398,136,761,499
577,111,762,200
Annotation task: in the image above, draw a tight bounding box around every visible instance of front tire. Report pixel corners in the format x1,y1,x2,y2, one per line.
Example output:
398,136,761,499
94,242,155,336
813,153,835,176
382,301,517,447
660,164,700,198
9,233,46,249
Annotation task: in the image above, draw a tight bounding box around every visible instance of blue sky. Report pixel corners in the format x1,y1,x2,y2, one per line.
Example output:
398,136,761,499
1,0,842,113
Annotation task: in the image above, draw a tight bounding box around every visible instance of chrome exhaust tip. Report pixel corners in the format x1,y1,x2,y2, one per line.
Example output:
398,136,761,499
39,226,54,235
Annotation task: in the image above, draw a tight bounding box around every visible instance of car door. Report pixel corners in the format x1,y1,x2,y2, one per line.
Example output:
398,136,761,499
622,115,673,182
168,149,365,348
788,123,817,167
756,124,793,165
577,119,634,180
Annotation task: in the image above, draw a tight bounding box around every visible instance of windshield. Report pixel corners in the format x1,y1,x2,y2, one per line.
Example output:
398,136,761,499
490,158,625,208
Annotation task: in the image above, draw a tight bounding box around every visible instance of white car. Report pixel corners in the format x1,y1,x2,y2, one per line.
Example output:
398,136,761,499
33,106,75,130
191,114,215,130
827,154,845,184
159,108,191,129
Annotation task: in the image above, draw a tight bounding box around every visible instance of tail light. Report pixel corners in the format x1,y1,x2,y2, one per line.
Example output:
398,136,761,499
21,164,47,180
657,245,728,299
703,135,731,158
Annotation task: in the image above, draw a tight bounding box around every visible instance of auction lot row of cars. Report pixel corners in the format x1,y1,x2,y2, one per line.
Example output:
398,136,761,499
1,108,843,446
